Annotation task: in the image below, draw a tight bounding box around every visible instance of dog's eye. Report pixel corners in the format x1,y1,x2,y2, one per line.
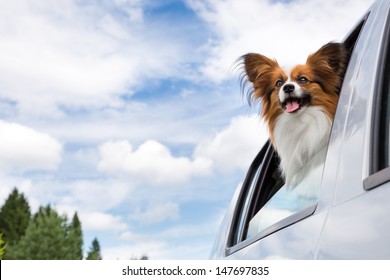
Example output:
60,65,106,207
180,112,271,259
298,76,309,84
275,80,283,88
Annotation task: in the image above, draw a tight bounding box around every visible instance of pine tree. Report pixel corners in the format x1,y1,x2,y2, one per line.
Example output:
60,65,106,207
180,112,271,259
66,212,83,259
0,188,31,246
0,233,6,260
86,238,102,260
6,205,70,259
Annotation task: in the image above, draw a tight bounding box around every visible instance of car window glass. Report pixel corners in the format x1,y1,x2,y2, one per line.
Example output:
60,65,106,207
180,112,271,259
245,148,325,240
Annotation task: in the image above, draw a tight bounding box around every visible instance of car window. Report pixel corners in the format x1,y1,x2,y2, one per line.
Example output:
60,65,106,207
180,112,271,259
364,11,390,190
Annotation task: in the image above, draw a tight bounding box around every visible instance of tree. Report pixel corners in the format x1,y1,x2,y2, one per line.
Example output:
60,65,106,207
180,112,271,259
86,238,102,260
0,188,31,246
0,188,100,260
6,205,71,259
0,233,6,260
66,212,83,260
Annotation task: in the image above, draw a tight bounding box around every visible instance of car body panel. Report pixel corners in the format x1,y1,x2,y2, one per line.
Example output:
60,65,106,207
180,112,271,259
317,183,390,259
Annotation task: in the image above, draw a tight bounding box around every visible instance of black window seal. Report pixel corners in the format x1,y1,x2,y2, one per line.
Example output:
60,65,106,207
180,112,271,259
343,13,369,55
227,140,273,248
364,5,390,191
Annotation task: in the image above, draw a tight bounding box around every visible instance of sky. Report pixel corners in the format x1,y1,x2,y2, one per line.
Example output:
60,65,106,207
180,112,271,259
0,0,375,259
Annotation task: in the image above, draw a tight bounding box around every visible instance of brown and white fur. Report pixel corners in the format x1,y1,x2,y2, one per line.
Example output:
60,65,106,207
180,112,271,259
242,43,348,186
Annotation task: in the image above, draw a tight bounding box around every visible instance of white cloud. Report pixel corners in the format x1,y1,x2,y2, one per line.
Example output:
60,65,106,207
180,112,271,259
97,114,266,185
98,140,213,185
0,120,62,172
0,176,37,209
131,202,180,225
112,0,145,23
59,179,134,212
0,0,193,116
187,0,374,82
119,230,142,242
104,210,225,259
195,114,267,173
80,211,128,232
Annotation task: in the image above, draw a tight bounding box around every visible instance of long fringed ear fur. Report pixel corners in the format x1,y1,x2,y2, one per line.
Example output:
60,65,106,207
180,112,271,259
307,42,349,95
239,53,281,105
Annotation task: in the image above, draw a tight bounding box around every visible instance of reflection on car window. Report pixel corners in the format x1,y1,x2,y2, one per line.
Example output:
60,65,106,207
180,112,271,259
245,148,326,240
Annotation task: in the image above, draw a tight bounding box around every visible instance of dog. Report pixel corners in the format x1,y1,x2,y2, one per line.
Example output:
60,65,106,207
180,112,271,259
242,42,348,186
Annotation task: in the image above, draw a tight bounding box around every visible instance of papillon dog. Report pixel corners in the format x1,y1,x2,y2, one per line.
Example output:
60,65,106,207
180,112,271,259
242,42,348,186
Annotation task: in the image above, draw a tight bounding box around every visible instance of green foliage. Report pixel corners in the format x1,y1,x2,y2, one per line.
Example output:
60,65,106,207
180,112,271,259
6,205,71,259
0,233,6,260
86,238,102,260
0,188,108,260
67,212,83,260
0,188,31,246
6,205,86,260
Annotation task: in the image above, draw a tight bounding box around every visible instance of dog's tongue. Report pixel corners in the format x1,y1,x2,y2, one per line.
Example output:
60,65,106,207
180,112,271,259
285,100,300,113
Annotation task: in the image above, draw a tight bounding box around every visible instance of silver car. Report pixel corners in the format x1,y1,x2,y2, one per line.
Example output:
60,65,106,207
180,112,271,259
210,0,390,259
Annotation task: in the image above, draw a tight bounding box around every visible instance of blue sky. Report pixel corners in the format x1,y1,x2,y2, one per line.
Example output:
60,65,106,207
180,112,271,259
0,0,374,259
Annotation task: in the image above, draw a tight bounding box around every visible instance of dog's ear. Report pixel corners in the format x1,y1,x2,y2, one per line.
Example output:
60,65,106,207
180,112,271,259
307,42,348,76
307,42,348,94
240,53,281,104
242,53,280,83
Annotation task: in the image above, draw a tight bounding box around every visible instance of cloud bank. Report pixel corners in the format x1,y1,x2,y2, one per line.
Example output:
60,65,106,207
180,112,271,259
98,115,266,185
0,121,62,172
187,0,372,82
0,0,198,116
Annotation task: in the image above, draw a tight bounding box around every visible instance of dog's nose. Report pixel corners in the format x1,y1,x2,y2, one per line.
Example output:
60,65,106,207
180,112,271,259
283,84,295,94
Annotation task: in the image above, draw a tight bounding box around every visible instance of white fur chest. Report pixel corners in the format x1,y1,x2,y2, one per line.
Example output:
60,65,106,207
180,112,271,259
273,106,332,186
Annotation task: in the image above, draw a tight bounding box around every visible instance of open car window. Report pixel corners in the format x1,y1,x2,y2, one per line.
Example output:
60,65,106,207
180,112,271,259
227,16,367,255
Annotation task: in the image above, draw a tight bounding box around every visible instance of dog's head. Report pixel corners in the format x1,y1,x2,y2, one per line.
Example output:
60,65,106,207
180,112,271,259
242,42,348,129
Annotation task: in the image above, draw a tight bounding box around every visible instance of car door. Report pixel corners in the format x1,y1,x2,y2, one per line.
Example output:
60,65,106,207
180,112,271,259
316,0,390,259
